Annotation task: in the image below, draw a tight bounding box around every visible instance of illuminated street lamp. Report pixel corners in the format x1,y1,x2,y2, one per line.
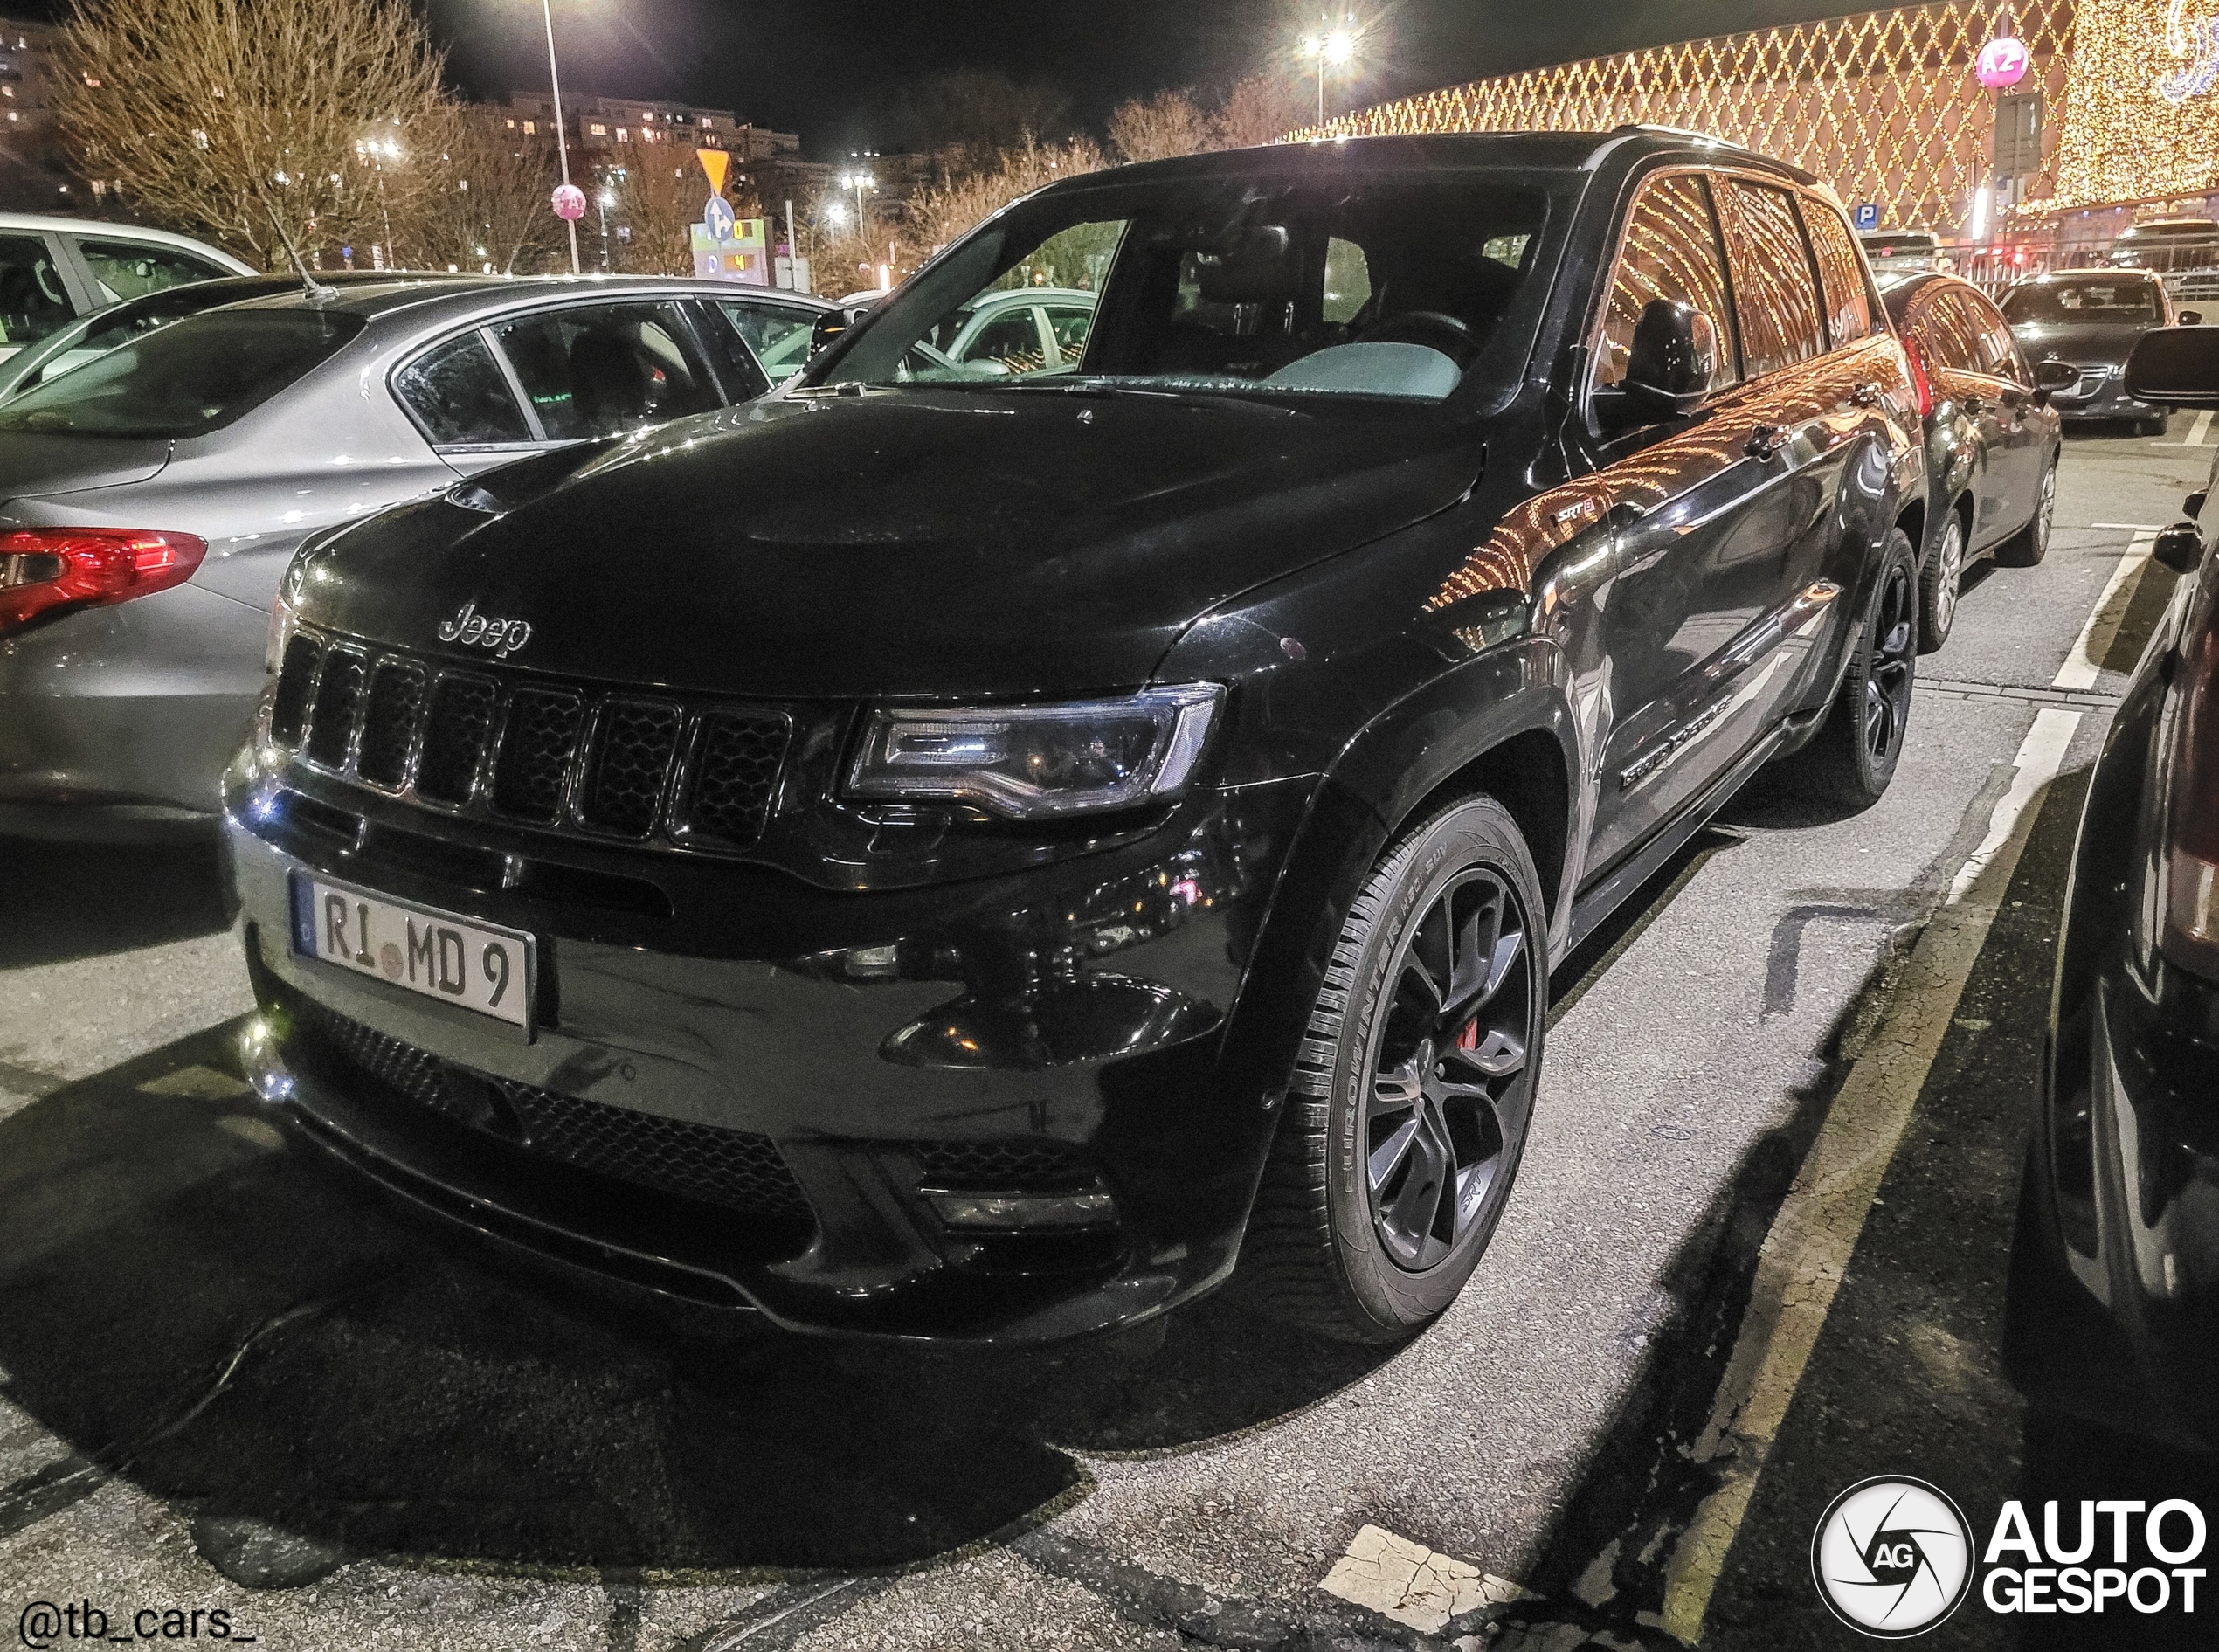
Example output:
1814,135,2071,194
839,167,875,226
1300,18,1361,126
537,0,581,273
354,129,403,267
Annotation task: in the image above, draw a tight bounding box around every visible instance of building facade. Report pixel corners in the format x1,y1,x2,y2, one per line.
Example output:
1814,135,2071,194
1306,0,2219,243
0,16,73,212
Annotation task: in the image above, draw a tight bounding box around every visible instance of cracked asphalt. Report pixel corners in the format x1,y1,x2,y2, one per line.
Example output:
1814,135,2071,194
2,425,2213,1650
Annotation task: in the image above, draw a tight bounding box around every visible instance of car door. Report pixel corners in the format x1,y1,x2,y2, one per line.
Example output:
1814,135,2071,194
63,234,238,306
487,299,727,440
1966,289,2047,541
1584,170,1813,873
391,328,543,480
711,296,819,388
1928,288,2020,546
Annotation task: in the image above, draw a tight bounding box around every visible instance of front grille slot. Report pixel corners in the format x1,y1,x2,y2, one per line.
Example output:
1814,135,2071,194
297,1003,810,1221
415,673,497,806
274,626,793,856
578,699,682,837
914,1139,1095,1191
356,658,426,791
303,649,367,770
490,688,584,824
269,632,323,749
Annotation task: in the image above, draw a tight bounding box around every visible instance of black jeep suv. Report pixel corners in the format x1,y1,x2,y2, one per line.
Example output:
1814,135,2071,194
223,130,1925,1344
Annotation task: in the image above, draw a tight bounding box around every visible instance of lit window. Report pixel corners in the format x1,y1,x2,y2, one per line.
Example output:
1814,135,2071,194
641,111,653,121
3,86,13,99
700,116,714,128
6,112,17,123
587,122,606,136
616,128,628,142
522,120,535,135
504,117,515,128
80,72,99,86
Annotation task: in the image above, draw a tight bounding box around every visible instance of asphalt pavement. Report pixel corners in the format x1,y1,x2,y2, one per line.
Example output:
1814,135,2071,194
1,421,2213,1652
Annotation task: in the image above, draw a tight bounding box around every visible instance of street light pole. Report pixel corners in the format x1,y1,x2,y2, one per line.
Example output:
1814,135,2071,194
540,0,580,274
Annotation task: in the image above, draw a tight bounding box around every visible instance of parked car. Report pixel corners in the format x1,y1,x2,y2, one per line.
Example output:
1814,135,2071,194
0,211,252,361
1861,226,1944,273
2006,322,2219,1449
695,288,837,387
223,130,1925,1345
2001,268,2179,433
2109,216,2219,277
0,275,802,838
916,285,1098,377
1880,271,2070,648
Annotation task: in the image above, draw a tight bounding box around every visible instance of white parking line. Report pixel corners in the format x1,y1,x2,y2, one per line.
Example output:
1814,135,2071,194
2190,410,2214,447
2054,529,2157,691
1656,707,2084,1642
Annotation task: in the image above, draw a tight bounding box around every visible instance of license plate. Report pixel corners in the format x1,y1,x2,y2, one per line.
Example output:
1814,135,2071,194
291,874,534,1030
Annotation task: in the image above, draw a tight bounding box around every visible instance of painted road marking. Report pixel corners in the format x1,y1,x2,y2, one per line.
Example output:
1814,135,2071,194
2154,411,2216,447
2054,529,2156,692
1656,708,2083,1643
1318,1524,1530,1633
2088,522,2165,530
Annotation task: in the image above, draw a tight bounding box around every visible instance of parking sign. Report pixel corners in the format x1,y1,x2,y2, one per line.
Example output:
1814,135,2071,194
1853,203,1881,232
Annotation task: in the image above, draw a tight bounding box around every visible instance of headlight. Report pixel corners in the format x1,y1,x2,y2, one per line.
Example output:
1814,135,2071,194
845,685,1222,819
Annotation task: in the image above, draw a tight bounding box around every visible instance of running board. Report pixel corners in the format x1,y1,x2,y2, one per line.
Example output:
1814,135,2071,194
1565,723,1789,954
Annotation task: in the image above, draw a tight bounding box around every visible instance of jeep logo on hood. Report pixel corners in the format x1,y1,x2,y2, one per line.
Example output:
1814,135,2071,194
436,602,531,659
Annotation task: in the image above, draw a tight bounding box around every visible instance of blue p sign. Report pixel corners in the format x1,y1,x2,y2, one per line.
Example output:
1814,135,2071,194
1853,203,1881,232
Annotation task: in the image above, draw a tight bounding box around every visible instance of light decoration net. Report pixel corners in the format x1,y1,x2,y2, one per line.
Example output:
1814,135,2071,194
2050,0,2219,207
1293,1,2118,233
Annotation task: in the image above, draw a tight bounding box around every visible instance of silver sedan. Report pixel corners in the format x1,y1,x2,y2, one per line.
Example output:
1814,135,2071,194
0,274,833,836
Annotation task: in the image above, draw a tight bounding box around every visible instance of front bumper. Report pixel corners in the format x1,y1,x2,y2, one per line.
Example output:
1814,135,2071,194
2046,368,2161,424
222,771,1314,1343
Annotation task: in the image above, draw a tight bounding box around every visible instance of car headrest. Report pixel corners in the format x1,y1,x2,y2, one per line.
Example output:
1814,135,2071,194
1192,226,1294,305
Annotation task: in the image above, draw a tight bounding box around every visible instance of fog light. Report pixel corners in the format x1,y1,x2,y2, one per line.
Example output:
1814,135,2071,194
923,1185,1116,1230
239,1015,294,1103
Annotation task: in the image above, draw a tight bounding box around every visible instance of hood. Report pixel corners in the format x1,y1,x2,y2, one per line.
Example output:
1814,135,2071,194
2011,321,2155,366
292,388,1483,699
0,434,171,506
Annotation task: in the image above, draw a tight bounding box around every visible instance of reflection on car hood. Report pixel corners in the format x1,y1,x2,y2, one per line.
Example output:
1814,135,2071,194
2011,321,2156,365
0,433,171,505
292,388,1483,698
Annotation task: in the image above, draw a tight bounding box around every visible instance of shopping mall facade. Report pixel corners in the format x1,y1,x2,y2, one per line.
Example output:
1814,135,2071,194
1304,0,2219,275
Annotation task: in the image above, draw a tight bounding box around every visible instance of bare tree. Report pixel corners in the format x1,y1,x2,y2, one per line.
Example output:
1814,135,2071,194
414,108,562,275
1211,73,1315,152
54,0,451,267
910,135,1105,255
1108,88,1213,165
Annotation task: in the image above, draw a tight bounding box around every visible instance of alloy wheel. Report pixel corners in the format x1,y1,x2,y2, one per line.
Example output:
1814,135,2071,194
1864,563,1917,764
1932,517,1965,635
1363,867,1535,1272
2033,464,2057,558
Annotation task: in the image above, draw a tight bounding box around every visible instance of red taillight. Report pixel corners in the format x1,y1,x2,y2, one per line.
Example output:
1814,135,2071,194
2160,598,2219,978
1900,333,1937,420
0,528,208,634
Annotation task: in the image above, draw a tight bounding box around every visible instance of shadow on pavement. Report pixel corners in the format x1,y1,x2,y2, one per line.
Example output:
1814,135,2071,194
0,834,230,970
0,1021,1388,1581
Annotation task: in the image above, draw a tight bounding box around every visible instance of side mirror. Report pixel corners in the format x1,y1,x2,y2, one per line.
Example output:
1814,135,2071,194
2182,310,2205,326
809,306,861,360
2032,357,2078,405
1597,298,1718,428
2125,325,2219,408
2154,522,2207,576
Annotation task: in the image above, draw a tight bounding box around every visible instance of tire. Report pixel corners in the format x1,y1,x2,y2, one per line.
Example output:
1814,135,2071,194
1994,451,2057,567
1779,526,1918,812
1244,795,1547,1343
1917,507,1967,653
2139,414,2169,438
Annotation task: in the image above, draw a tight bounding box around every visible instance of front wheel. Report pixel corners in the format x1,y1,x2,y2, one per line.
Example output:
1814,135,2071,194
1244,796,1547,1343
1780,526,1918,812
1918,508,1967,652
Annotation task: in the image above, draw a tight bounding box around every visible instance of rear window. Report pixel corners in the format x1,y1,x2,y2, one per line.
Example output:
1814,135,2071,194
2001,280,2162,324
0,309,364,437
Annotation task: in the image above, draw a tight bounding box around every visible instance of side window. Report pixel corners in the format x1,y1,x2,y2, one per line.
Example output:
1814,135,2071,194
394,332,533,447
1043,302,1095,365
492,301,723,440
1323,237,1372,325
1594,173,1738,394
715,300,816,387
1962,294,2029,384
1798,200,1877,346
73,238,230,304
1914,292,1983,373
0,233,73,350
1718,182,1827,377
959,306,1049,373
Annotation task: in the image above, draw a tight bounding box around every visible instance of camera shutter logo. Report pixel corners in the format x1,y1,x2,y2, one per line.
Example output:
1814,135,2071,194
1811,1476,1975,1637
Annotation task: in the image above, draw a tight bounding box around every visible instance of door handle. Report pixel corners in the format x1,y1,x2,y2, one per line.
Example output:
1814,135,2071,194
1745,424,1787,460
1961,393,1986,416
1849,381,1884,407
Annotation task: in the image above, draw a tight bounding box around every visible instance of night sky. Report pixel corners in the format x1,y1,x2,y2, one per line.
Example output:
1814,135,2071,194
418,0,1896,156
11,1,1909,158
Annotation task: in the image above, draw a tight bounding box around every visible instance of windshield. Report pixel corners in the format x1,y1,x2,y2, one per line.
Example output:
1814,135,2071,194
819,172,1553,404
2001,280,2161,324
0,308,365,437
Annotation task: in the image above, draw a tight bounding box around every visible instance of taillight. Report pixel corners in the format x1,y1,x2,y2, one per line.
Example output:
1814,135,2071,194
2159,596,2219,978
1900,333,1937,420
0,528,208,635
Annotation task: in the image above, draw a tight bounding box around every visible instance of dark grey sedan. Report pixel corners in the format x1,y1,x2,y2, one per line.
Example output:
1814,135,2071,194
2001,268,2177,433
0,275,832,837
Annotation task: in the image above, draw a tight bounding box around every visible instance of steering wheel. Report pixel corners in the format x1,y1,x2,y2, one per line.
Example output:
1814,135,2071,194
1355,310,1479,368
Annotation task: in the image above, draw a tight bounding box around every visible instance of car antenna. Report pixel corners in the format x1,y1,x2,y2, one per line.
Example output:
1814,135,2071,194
262,204,337,305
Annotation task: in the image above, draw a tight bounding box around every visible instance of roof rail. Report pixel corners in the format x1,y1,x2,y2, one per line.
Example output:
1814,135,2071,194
1609,122,1748,150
